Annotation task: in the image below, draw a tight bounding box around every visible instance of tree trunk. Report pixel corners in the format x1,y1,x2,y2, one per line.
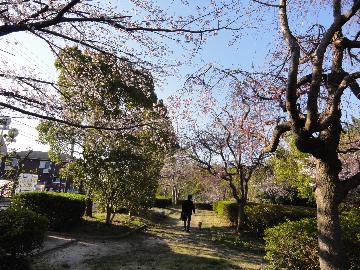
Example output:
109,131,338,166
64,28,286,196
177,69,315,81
236,200,246,232
315,160,345,270
64,179,70,193
172,185,178,206
84,189,93,217
78,180,85,194
105,204,111,224
85,197,93,217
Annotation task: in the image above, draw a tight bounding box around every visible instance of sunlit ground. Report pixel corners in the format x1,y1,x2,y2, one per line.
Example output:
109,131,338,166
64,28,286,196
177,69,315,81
32,208,266,270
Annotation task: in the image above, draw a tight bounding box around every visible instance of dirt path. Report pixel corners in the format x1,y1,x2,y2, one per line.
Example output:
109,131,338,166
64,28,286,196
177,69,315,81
32,209,266,270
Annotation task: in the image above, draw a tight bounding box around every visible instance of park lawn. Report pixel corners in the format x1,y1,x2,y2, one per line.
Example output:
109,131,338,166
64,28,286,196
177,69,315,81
67,213,147,237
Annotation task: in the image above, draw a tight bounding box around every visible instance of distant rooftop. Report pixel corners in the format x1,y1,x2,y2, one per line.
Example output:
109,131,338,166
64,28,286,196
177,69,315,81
15,151,71,162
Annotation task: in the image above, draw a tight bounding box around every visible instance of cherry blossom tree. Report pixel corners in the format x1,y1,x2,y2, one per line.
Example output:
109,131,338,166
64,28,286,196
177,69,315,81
160,149,226,204
160,149,198,205
184,96,269,232
260,2,360,269
338,117,360,209
183,2,360,268
2,2,359,267
0,0,247,127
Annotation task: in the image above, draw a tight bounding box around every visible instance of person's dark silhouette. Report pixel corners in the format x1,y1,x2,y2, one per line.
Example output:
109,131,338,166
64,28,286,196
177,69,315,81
181,195,195,232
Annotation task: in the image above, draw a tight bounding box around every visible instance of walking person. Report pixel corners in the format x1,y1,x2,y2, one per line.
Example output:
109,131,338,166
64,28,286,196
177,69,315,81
181,195,195,232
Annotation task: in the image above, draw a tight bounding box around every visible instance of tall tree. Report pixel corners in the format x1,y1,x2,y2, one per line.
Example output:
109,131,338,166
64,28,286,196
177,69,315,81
262,2,360,269
160,149,199,205
184,2,360,268
187,99,268,232
38,47,175,222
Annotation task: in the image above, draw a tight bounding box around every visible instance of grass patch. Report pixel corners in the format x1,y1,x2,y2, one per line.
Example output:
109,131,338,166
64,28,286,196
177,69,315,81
209,230,264,252
85,244,244,270
32,208,266,270
68,213,148,237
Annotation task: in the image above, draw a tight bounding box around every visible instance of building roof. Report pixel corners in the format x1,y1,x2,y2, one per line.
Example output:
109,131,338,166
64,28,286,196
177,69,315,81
15,151,71,162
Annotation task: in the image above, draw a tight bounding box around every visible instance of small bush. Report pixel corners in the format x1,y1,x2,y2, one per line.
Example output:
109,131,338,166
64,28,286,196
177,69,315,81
194,202,213,210
245,203,315,234
213,200,238,224
264,218,318,270
264,212,360,270
0,208,48,257
213,200,315,234
12,192,86,231
153,196,172,208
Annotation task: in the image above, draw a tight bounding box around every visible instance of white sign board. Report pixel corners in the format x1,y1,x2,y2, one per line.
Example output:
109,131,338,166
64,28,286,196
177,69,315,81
15,173,38,193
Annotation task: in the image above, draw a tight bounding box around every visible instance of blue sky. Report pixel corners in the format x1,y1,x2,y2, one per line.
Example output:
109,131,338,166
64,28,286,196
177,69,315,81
0,10,275,152
0,1,359,152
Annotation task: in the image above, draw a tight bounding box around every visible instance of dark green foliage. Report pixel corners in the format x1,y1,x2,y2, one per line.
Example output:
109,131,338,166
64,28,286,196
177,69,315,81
0,257,32,270
258,185,315,207
245,203,315,234
38,48,175,223
264,218,318,270
194,202,213,210
339,211,360,270
0,208,48,257
213,200,315,234
154,196,212,210
154,196,172,208
210,231,262,251
264,212,360,270
12,192,85,231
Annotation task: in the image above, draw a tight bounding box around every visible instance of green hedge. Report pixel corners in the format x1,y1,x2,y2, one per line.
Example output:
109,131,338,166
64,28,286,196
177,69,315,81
12,192,86,231
246,203,315,234
154,197,212,210
213,200,315,234
264,212,360,270
213,200,238,223
194,202,213,210
0,208,48,257
154,196,172,208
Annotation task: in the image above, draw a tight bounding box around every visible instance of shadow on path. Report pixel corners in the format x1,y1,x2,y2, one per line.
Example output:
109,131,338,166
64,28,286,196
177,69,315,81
32,208,266,270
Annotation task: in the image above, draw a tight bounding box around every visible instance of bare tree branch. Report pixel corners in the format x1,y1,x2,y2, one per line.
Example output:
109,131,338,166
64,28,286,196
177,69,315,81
318,72,360,131
0,101,150,131
305,0,360,131
278,0,302,128
252,0,282,8
264,121,291,153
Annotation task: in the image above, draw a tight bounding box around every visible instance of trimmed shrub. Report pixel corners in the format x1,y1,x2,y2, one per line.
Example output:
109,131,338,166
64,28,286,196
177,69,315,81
264,212,360,270
0,208,48,257
194,202,213,210
12,192,86,231
154,196,172,208
213,200,238,224
245,203,315,234
264,218,318,270
213,200,315,234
